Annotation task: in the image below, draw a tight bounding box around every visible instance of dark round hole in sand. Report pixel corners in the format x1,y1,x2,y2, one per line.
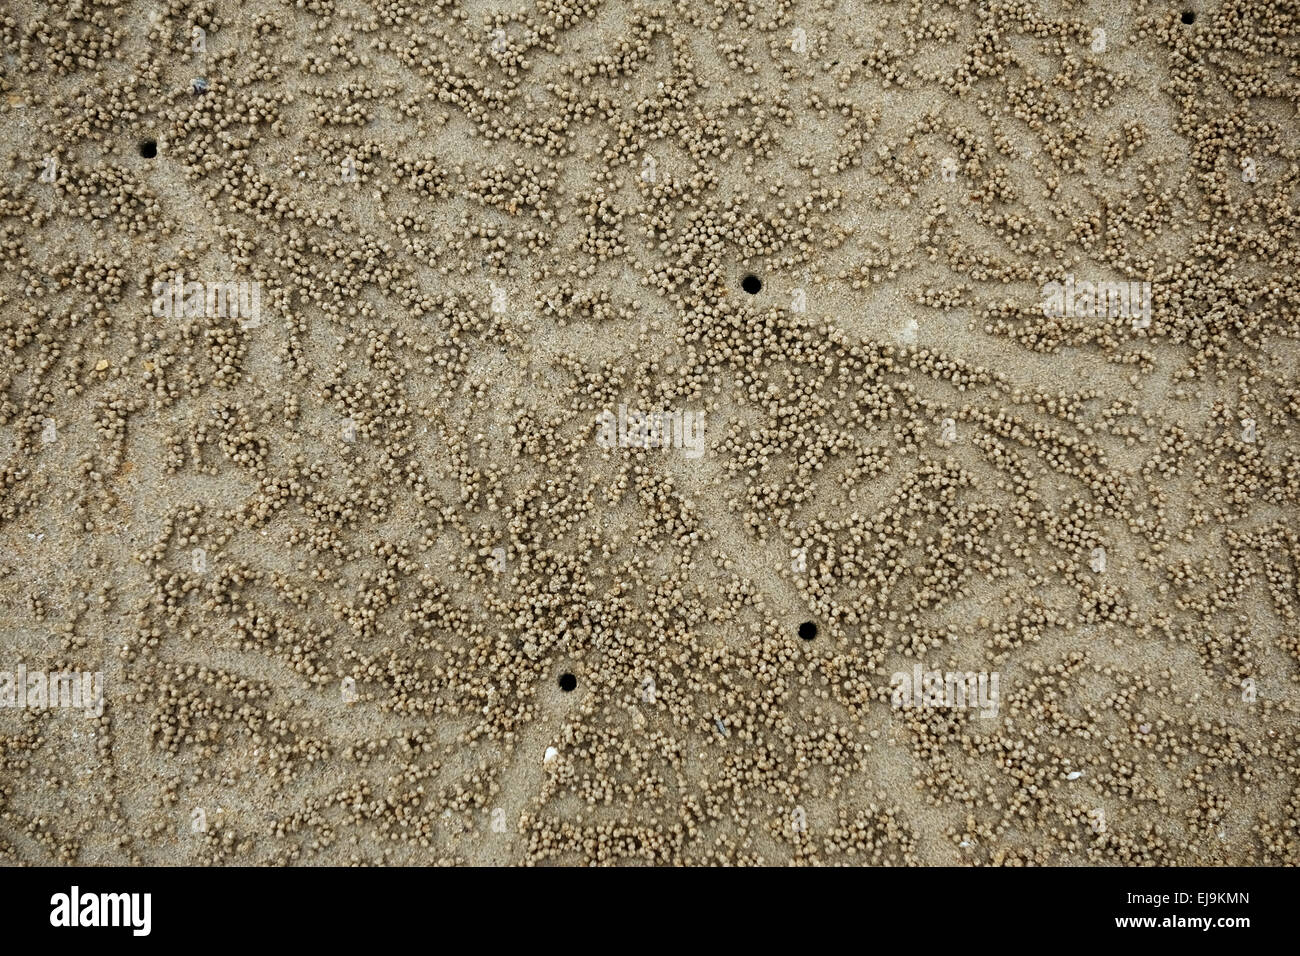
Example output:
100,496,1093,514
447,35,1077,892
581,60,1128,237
1181,10,1196,24
139,139,158,159
798,621,818,641
558,672,577,692
742,274,762,294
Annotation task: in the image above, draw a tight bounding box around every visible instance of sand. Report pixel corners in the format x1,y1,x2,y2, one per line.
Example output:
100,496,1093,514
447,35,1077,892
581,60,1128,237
0,0,1298,865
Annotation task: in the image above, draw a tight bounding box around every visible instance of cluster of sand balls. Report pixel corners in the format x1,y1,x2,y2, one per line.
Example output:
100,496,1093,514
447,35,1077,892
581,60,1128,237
0,0,1297,866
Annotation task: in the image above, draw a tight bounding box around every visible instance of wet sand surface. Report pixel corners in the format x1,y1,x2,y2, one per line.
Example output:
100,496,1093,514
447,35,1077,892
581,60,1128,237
0,0,1298,865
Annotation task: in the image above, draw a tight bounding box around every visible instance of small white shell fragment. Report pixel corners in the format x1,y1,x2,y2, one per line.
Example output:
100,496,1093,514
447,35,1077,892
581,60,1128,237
1066,770,1083,780
1138,723,1151,734
543,746,558,766
958,840,972,848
